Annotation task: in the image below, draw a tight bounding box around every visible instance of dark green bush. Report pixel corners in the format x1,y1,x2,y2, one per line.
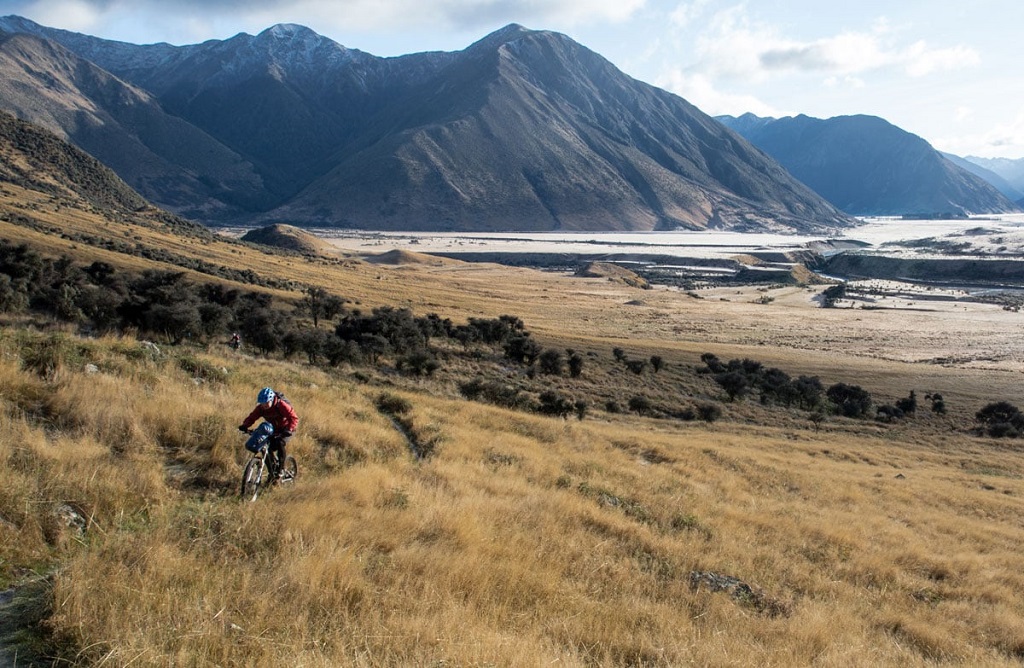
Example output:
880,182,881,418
568,350,584,378
538,349,564,376
397,349,440,377
827,383,873,418
696,403,722,423
976,401,1024,438
628,395,653,416
715,372,749,402
537,390,574,418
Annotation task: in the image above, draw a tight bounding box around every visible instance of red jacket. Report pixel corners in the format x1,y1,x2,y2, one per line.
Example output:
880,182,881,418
242,397,299,434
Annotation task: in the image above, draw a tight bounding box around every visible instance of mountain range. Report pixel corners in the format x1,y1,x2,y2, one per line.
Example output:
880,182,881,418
1,15,1017,232
962,156,1024,202
942,153,1024,204
717,113,1020,217
0,15,853,233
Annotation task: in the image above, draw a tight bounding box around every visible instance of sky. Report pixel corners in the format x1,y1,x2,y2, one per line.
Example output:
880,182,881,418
5,0,1024,159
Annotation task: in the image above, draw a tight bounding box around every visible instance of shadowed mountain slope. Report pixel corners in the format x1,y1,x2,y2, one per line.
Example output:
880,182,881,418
943,153,1024,202
964,156,1024,205
0,108,147,212
0,17,852,232
719,113,1019,217
0,108,214,240
263,26,851,232
0,29,267,219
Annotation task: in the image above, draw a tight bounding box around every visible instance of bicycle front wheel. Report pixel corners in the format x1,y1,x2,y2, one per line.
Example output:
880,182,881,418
240,458,263,501
280,456,297,484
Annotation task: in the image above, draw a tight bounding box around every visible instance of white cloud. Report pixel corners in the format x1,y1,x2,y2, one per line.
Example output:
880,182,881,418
902,42,979,77
823,75,866,89
20,0,104,34
954,106,974,123
934,114,1024,159
688,4,979,83
21,0,647,38
655,70,785,118
669,0,712,28
305,0,647,30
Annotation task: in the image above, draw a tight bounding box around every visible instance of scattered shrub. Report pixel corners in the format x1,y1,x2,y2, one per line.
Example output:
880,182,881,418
376,392,413,416
822,283,847,308
896,390,918,415
827,383,873,418
926,393,947,415
876,405,904,423
567,350,584,378
696,403,722,423
459,378,527,410
715,372,749,402
628,395,653,416
537,390,574,418
700,352,725,373
397,349,440,377
503,334,541,365
538,349,564,376
975,401,1024,438
625,359,646,375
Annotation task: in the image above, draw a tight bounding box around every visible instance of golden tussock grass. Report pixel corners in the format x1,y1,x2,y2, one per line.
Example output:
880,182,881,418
2,326,1024,665
5,193,1024,664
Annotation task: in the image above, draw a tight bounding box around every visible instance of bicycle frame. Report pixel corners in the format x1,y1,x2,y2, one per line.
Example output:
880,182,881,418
240,424,295,501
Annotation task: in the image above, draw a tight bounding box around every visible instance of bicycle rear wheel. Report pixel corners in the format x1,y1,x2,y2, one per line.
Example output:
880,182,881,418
280,456,297,484
240,458,263,501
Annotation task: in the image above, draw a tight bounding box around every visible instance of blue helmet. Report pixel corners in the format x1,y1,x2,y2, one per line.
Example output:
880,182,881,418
257,387,275,404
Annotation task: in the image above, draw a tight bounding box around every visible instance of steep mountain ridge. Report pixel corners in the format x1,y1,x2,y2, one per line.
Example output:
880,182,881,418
267,27,849,231
0,15,851,232
965,156,1024,201
942,152,1024,202
0,29,267,218
718,113,1019,216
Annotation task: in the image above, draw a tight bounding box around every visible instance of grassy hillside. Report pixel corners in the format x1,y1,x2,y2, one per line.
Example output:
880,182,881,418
3,328,1024,665
4,133,1024,663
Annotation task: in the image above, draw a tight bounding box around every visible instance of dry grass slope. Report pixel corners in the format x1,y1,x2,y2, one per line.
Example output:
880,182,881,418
3,165,1024,664
2,330,1024,665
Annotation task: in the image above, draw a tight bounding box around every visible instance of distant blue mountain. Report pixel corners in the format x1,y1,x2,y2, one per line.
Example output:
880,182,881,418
942,153,1024,202
718,113,1020,217
962,156,1024,206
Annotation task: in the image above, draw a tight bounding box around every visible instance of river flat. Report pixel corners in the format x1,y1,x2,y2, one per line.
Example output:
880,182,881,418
311,214,1024,262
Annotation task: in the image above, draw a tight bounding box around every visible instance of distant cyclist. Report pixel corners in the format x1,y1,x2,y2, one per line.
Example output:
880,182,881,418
238,387,298,479
229,332,241,350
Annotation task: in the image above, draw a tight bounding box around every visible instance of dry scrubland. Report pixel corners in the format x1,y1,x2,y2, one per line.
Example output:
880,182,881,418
3,183,1024,664
5,331,1024,666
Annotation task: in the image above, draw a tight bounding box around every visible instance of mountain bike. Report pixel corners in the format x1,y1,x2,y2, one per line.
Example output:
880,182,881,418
240,422,297,501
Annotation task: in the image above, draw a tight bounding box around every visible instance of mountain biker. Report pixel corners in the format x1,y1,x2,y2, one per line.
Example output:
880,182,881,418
229,332,241,350
238,387,298,479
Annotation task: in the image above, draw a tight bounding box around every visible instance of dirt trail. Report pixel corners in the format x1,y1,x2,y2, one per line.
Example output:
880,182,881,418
0,578,50,666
